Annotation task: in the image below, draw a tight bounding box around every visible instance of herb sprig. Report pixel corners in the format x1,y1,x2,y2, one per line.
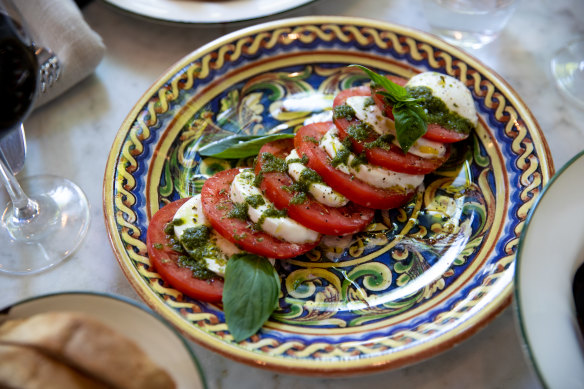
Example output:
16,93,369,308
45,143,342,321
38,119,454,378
198,133,294,159
349,64,427,153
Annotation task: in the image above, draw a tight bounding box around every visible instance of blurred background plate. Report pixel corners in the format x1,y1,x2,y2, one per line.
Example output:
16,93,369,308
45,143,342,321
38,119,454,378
103,0,315,24
515,150,584,388
104,16,554,375
0,292,207,389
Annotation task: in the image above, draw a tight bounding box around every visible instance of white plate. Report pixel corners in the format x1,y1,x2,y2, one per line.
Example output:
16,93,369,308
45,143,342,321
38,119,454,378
103,0,315,24
515,150,584,388
0,292,207,389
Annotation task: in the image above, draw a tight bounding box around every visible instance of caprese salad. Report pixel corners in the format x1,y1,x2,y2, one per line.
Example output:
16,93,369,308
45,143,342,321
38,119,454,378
146,65,478,342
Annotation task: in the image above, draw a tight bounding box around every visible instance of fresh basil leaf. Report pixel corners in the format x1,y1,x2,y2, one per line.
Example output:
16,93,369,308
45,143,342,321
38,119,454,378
393,104,427,153
349,64,409,102
350,64,429,153
223,253,281,342
198,133,295,159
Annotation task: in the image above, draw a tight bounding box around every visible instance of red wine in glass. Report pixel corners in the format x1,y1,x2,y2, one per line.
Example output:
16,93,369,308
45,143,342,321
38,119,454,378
0,0,90,275
0,11,38,133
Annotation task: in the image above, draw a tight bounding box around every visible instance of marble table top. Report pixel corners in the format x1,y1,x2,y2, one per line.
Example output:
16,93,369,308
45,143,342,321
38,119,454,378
2,0,583,387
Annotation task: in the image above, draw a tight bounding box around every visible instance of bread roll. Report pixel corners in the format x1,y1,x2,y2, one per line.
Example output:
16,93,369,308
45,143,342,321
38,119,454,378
0,344,109,389
0,312,176,389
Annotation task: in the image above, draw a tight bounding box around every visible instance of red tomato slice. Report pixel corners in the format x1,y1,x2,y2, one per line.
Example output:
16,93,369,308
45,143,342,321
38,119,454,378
254,138,375,235
201,168,319,259
423,123,470,143
146,198,224,303
370,75,470,143
294,122,416,210
333,86,450,175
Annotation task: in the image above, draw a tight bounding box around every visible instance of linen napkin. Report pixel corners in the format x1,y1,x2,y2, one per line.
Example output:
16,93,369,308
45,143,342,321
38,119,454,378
12,0,105,108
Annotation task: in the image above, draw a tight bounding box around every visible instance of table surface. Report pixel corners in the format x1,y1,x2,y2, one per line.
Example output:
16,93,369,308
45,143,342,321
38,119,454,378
2,0,584,387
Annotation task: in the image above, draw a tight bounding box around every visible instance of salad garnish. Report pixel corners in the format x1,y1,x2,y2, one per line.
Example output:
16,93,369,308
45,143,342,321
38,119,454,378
222,253,281,342
198,133,294,159
349,64,428,153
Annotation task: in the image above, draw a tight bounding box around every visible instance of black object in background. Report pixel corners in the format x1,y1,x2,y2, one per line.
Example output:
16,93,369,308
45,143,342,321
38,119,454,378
75,0,94,9
573,263,584,337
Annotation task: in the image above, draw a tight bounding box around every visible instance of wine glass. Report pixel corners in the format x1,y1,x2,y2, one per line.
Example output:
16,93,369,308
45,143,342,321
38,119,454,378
0,0,90,275
550,37,584,109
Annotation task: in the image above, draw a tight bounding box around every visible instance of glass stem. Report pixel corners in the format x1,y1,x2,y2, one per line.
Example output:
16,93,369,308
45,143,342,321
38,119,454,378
0,147,38,219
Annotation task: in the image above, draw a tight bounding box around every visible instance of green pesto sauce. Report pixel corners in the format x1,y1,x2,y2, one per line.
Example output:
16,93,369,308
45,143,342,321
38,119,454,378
227,202,249,220
290,192,307,205
333,104,356,120
287,154,309,165
165,220,185,252
176,225,216,280
256,206,287,230
303,136,319,144
363,96,375,108
181,225,211,251
347,122,373,142
350,152,369,171
245,194,265,208
365,133,395,150
259,152,288,173
330,137,354,168
406,86,474,134
284,166,323,205
253,152,288,186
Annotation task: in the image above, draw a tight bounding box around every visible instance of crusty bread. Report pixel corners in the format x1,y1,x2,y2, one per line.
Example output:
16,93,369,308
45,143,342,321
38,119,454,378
0,312,176,389
0,344,109,389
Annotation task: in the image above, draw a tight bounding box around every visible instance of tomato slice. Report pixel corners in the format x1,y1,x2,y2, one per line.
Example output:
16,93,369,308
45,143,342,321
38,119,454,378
370,75,470,143
333,86,450,175
201,168,319,259
294,122,416,210
423,123,470,143
146,198,224,303
254,138,375,235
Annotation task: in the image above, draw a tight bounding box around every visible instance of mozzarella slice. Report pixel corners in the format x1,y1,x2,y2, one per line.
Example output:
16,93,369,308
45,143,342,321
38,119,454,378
173,195,241,277
405,72,478,126
345,95,447,159
285,149,349,208
230,170,320,244
320,127,424,190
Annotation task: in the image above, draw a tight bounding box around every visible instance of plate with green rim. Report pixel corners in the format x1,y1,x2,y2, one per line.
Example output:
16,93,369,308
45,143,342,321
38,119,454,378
103,16,554,376
515,150,584,388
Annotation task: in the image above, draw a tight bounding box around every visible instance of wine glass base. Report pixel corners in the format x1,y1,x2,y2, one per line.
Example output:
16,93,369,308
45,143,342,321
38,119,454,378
0,175,90,275
551,38,584,109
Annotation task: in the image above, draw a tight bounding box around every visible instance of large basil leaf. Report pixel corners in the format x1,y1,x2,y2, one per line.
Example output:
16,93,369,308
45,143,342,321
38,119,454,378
350,64,429,153
393,103,427,153
198,133,294,159
222,253,281,342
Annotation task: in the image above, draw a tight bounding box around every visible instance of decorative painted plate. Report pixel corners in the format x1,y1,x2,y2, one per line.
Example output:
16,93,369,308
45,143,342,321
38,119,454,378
104,16,554,375
515,151,584,388
103,0,315,24
0,292,207,389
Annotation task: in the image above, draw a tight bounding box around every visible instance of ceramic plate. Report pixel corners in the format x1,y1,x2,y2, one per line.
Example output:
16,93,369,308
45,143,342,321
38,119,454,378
515,151,584,388
103,0,315,24
103,16,554,375
0,292,207,389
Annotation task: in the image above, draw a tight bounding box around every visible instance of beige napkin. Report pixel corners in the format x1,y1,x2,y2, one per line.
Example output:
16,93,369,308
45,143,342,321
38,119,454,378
12,0,106,108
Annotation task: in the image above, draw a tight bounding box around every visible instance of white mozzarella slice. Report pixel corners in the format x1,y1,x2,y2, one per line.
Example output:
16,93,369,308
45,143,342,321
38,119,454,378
405,72,478,126
320,128,424,190
230,170,319,244
345,95,447,159
285,149,349,208
173,195,241,277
